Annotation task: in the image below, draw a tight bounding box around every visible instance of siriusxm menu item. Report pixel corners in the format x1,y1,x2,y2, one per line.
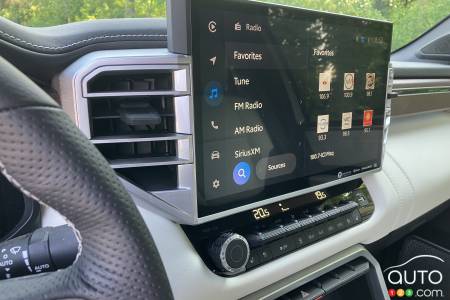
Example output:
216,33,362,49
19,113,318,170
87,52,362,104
191,0,392,217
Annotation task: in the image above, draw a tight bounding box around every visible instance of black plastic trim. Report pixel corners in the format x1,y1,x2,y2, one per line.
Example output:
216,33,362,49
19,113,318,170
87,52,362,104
167,0,191,54
0,197,40,242
418,33,450,60
0,18,168,82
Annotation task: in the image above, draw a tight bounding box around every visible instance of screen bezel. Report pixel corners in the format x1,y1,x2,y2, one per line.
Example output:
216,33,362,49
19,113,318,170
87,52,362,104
183,0,393,220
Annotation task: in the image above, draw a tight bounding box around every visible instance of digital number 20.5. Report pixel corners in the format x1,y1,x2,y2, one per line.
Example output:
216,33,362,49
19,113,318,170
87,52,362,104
252,208,270,220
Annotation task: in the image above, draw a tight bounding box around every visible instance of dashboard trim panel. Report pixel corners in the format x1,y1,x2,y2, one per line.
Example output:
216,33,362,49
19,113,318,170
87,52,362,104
392,78,450,116
240,245,388,300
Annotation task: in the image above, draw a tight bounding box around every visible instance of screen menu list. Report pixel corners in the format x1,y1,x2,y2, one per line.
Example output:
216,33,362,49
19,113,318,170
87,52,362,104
191,1,392,216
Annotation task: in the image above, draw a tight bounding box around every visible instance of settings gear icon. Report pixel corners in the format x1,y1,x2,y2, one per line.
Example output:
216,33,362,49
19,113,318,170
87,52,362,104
212,179,220,189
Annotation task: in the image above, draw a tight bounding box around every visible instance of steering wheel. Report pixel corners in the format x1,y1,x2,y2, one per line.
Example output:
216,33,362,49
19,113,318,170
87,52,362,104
0,57,173,299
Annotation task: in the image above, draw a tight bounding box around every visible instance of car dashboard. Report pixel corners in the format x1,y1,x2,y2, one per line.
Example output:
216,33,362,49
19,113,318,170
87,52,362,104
1,0,450,299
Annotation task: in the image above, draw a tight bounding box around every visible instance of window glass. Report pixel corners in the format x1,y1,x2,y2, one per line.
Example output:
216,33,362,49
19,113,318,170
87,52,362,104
0,0,166,26
1,0,449,50
265,0,450,50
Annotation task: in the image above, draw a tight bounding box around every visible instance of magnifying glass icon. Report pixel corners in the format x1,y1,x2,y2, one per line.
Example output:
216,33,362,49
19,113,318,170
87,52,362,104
233,162,251,185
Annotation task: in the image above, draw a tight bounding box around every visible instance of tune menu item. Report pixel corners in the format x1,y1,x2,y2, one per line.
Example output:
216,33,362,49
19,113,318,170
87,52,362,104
169,0,393,218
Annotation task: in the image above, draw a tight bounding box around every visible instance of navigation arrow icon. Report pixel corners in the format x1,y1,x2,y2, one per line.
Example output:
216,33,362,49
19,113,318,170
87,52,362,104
210,56,217,66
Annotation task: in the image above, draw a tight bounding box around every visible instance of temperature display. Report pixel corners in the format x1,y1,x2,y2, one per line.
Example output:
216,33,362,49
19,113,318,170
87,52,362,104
252,207,271,220
252,202,291,221
247,180,363,221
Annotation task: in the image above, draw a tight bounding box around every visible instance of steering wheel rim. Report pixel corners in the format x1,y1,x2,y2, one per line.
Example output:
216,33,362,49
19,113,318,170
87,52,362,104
0,56,173,300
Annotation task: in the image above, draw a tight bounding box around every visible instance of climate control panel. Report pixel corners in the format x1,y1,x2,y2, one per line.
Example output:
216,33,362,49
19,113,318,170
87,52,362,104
183,179,374,276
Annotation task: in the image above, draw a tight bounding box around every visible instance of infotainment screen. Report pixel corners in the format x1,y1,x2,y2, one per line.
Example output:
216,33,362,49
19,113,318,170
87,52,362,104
188,0,392,217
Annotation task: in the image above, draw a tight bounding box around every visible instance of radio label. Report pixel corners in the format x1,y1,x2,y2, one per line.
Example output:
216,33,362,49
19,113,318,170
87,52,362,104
235,147,261,159
234,124,264,135
234,100,263,111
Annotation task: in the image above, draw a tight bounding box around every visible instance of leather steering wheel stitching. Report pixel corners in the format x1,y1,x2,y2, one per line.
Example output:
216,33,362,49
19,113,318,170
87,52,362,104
0,56,173,300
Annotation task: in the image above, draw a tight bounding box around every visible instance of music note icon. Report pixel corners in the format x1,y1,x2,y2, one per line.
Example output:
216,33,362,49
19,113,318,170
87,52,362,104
208,88,219,100
205,82,223,106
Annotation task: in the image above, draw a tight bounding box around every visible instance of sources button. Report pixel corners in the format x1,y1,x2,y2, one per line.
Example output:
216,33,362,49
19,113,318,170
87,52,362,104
256,153,297,180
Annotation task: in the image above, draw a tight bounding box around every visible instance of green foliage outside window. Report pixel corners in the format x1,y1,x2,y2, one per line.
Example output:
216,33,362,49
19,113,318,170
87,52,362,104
265,0,450,50
1,0,449,51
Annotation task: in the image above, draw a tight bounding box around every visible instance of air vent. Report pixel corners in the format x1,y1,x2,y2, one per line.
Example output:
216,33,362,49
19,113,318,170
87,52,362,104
59,50,197,222
87,70,173,93
84,67,191,189
83,65,189,98
73,56,193,192
89,96,175,138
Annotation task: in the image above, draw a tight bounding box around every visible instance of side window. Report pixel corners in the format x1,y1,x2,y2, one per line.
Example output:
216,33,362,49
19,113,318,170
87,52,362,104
1,0,449,51
266,0,450,50
0,0,166,27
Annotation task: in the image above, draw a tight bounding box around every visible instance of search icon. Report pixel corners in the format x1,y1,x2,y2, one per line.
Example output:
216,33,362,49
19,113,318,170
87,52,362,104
233,162,251,185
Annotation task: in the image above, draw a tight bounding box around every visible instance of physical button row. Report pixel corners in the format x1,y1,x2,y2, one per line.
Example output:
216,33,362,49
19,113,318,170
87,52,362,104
246,209,362,270
279,258,370,300
246,201,359,247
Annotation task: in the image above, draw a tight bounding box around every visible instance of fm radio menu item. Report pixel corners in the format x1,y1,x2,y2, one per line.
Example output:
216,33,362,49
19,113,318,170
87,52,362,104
191,0,392,217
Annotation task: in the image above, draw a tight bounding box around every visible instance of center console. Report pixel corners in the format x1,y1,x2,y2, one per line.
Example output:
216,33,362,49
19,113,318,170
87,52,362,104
56,0,394,298
166,0,392,280
184,179,374,276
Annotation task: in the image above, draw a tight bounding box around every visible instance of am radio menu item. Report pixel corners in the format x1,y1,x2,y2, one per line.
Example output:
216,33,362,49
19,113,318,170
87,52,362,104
184,0,392,217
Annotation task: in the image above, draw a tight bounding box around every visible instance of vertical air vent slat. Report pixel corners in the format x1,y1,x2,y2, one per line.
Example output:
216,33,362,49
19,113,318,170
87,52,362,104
109,157,191,169
91,133,190,144
83,65,190,98
86,91,189,98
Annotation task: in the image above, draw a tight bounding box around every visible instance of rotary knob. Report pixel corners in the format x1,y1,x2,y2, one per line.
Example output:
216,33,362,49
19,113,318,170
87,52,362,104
208,233,250,274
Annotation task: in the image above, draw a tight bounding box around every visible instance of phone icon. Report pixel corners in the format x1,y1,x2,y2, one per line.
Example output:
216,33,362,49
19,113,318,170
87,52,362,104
211,121,219,130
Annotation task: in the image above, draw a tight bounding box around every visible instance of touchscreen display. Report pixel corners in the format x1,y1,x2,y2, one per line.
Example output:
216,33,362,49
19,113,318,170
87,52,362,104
191,0,392,217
